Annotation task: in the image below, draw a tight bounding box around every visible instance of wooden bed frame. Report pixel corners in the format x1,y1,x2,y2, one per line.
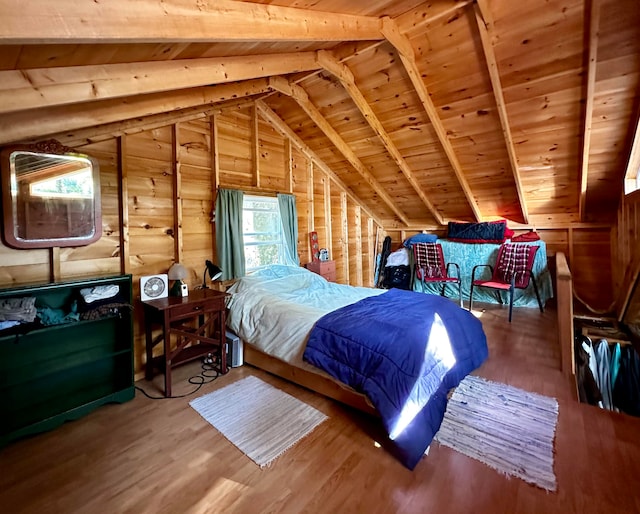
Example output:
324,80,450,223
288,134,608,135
243,343,377,416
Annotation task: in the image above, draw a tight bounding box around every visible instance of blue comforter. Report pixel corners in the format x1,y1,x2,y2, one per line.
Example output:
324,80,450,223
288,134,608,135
303,288,488,469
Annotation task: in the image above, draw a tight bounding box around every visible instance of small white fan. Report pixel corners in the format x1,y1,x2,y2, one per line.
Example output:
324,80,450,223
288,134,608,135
140,274,169,301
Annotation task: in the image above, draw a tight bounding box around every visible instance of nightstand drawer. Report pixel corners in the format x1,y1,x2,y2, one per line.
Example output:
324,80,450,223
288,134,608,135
306,260,335,274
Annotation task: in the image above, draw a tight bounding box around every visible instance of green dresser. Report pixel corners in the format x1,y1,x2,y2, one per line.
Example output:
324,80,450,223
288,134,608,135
0,274,134,446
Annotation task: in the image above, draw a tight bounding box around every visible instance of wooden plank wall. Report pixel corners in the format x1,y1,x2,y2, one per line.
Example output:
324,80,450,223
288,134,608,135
0,103,384,375
613,189,640,325
0,100,619,375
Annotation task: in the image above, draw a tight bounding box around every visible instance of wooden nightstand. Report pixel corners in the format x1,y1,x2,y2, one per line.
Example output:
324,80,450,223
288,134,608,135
306,260,336,282
142,288,228,397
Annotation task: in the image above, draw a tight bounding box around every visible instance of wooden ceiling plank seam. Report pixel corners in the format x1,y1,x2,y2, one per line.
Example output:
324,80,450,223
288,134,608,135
474,2,529,224
255,99,385,227
52,97,261,149
0,52,322,115
394,0,476,34
316,49,446,225
579,0,600,221
268,76,411,226
0,0,384,44
380,17,482,222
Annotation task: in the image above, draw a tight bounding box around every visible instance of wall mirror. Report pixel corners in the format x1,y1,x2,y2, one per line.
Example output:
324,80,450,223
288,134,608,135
0,140,102,249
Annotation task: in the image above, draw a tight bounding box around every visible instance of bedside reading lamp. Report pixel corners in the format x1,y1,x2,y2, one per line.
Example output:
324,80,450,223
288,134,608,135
202,260,222,289
168,263,189,296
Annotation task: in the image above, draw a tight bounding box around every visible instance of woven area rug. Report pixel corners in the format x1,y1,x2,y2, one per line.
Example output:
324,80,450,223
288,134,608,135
435,375,559,491
190,376,328,467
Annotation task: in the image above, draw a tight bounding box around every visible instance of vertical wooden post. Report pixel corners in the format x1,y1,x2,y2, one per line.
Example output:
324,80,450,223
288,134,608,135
171,124,183,263
340,191,349,285
556,252,575,378
117,135,130,274
252,104,260,188
354,205,362,286
284,138,293,193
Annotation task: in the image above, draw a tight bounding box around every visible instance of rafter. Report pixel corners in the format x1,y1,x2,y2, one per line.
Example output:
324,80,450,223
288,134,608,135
579,0,600,220
269,76,411,226
473,2,529,224
0,52,320,115
0,79,272,146
255,100,384,228
0,0,383,44
380,18,482,222
316,50,445,225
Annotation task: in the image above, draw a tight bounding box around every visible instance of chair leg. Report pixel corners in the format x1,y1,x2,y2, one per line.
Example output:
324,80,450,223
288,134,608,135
508,284,515,322
531,276,544,313
457,282,462,308
469,283,474,312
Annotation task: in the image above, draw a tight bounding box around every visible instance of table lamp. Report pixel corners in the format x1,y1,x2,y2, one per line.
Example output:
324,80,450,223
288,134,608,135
202,260,222,288
168,262,189,296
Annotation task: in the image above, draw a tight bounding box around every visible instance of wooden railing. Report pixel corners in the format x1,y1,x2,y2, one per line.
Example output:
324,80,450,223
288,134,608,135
556,252,574,375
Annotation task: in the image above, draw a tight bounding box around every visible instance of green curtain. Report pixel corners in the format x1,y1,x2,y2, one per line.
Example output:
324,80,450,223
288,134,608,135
277,193,299,266
215,188,245,280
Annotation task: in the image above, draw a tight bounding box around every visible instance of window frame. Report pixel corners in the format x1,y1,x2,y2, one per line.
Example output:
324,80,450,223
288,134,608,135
242,194,288,272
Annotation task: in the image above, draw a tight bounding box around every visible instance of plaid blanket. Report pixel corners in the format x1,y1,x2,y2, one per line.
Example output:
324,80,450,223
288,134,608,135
414,243,444,279
496,243,534,287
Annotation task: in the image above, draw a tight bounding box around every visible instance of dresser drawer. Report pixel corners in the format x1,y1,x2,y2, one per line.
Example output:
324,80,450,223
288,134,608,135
306,260,335,274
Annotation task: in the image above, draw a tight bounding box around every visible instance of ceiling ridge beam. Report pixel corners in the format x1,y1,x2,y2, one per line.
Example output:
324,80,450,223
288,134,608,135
255,100,384,227
0,0,384,44
0,52,321,115
579,0,600,220
0,79,272,146
380,18,482,222
269,76,411,226
316,49,445,225
473,2,529,224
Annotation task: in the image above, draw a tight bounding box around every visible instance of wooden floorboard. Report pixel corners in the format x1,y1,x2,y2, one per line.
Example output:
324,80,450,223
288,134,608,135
1,302,639,513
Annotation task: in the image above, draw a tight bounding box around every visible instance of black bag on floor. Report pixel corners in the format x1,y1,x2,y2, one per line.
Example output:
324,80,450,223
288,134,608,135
382,265,411,290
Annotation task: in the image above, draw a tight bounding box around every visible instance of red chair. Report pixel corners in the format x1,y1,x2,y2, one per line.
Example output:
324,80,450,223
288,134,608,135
469,243,544,322
413,243,462,307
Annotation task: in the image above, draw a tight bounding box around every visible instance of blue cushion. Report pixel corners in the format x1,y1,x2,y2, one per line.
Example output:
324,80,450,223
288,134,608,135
403,233,439,247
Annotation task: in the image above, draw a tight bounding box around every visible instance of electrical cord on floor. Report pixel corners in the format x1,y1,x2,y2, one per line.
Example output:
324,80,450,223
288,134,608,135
135,358,222,400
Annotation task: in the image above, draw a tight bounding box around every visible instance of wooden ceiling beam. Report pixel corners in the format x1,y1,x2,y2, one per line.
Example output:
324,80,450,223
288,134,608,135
0,79,272,146
316,49,445,225
380,18,482,222
473,2,529,224
268,76,411,226
0,0,383,44
255,99,384,228
579,0,600,220
0,52,320,114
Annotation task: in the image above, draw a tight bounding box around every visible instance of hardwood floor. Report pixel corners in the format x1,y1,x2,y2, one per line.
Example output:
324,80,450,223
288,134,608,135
1,302,639,514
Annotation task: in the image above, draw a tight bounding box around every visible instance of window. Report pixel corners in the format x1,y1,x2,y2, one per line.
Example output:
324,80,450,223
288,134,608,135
242,195,287,271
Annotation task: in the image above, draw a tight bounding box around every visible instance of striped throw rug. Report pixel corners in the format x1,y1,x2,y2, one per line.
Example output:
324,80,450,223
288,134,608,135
190,376,328,467
435,375,559,491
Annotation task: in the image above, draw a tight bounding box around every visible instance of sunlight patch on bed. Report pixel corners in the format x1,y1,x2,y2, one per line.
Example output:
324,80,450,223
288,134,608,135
389,313,456,440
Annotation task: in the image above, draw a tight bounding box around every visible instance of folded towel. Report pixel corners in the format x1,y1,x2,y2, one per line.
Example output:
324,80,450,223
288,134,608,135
80,285,120,304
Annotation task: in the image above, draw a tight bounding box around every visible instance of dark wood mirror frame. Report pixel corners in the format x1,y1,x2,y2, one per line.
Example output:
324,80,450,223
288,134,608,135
0,139,102,249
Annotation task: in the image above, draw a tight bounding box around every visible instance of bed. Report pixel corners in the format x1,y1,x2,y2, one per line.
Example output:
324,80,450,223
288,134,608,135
226,265,488,469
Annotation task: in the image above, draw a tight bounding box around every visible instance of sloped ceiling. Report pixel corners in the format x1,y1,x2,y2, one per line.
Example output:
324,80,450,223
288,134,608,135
0,0,638,229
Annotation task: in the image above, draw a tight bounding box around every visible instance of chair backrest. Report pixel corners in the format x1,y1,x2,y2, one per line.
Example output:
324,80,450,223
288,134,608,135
493,243,539,288
413,243,446,280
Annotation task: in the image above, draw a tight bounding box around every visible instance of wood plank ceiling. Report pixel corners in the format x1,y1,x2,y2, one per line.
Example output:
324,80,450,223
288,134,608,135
0,0,638,229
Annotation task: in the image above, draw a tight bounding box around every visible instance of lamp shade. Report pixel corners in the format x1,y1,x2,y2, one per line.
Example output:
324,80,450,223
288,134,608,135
168,263,188,281
205,260,222,281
